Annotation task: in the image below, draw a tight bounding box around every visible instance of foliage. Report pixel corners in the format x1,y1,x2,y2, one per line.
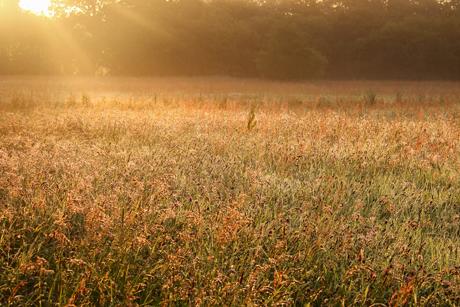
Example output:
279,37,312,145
1,0,460,79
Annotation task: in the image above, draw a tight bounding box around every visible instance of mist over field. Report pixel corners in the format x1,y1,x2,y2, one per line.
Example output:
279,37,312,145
1,1,460,306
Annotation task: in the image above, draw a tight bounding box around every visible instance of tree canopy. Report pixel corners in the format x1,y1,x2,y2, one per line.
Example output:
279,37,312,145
1,0,460,79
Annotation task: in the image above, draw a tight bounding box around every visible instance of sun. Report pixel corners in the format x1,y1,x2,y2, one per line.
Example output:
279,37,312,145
19,0,52,16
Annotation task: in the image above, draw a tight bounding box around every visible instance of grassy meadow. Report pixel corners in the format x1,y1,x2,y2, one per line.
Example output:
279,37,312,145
0,77,459,305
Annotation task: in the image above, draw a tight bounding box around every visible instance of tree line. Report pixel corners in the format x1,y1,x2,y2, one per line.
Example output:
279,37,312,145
1,0,460,80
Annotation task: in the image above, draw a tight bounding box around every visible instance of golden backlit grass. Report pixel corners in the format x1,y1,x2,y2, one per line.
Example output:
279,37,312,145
0,78,459,305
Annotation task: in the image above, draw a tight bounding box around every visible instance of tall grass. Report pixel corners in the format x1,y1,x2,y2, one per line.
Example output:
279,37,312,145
0,79,459,305
363,90,377,106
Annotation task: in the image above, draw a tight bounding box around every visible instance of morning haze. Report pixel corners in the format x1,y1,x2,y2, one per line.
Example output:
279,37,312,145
0,0,459,306
2,0,460,79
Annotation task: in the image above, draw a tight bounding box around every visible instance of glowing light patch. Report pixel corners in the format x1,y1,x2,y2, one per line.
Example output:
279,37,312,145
19,0,52,16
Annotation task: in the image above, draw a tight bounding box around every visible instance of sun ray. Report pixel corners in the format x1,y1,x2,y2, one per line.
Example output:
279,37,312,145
47,20,94,74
